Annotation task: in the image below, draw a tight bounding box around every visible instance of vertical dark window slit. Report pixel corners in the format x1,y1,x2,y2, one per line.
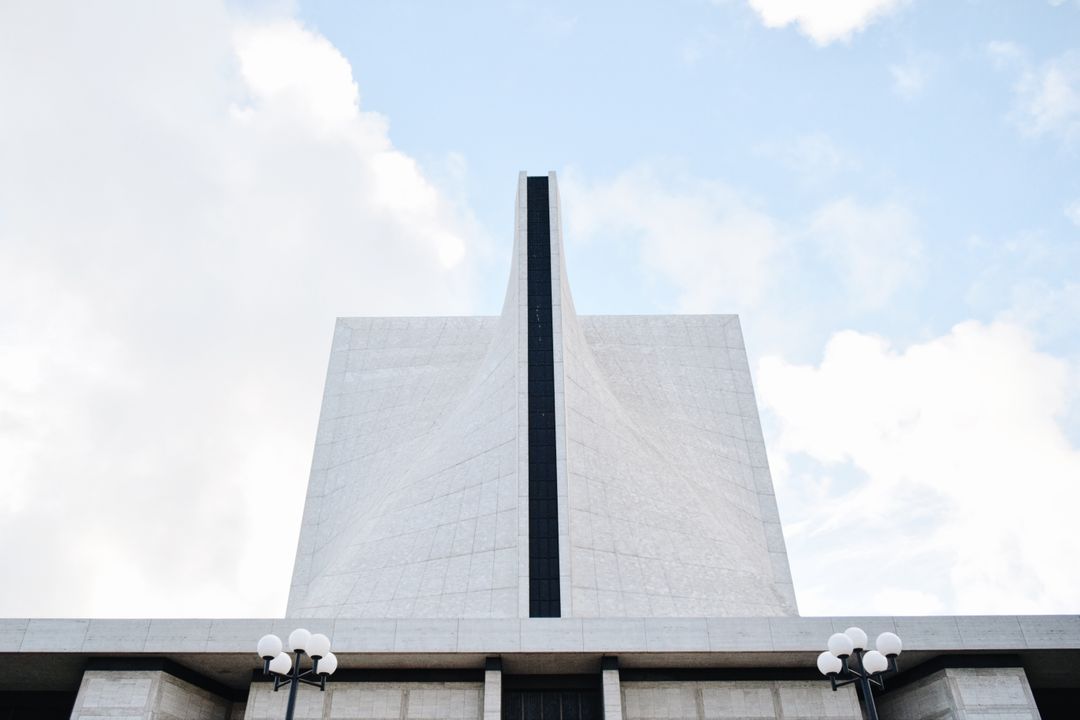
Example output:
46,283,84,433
526,175,561,617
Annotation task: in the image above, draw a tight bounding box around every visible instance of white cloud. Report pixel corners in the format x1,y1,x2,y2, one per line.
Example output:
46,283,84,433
869,588,946,616
987,40,1024,67
562,166,783,312
0,2,483,616
991,43,1080,146
809,197,922,309
757,133,859,184
234,22,361,133
889,54,935,99
759,321,1080,614
1067,199,1080,227
1000,280,1080,351
745,0,908,46
681,30,720,67
1017,51,1080,143
563,166,921,316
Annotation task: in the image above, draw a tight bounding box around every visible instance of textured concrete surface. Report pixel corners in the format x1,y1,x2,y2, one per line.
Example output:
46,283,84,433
69,670,232,720
621,681,860,720
483,664,502,720
287,313,517,619
4,615,1077,698
243,682,483,720
877,667,1042,720
3,616,1078,656
287,171,795,618
565,313,796,617
602,662,624,720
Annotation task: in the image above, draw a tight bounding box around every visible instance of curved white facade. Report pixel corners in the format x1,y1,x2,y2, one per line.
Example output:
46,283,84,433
287,172,797,618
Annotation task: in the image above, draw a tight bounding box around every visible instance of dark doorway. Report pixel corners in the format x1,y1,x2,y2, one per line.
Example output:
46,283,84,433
502,676,602,720
0,691,77,720
502,688,601,720
1033,688,1080,720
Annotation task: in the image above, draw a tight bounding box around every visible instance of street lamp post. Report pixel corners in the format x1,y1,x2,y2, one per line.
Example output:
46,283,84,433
816,627,903,720
256,628,338,720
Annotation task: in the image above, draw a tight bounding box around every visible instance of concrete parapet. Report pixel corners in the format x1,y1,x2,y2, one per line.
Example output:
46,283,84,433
69,669,232,720
878,666,1042,720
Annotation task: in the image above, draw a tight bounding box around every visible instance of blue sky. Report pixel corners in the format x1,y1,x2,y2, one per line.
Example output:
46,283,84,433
298,1,1078,326
0,0,1078,617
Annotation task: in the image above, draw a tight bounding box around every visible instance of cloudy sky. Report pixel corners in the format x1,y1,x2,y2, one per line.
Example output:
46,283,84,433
0,0,1077,619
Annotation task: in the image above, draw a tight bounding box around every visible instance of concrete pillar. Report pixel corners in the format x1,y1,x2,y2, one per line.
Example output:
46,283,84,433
69,669,232,720
484,656,503,720
601,656,624,720
877,666,1042,720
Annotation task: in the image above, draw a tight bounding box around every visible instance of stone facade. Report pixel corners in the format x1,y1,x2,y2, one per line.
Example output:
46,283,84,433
621,681,861,720
878,667,1043,720
565,314,794,617
287,314,519,619
0,173,1076,720
68,670,232,720
287,172,796,619
243,682,483,720
58,669,1053,720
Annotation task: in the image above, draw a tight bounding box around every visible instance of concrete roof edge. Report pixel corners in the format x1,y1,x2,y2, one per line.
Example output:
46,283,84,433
2,615,1078,655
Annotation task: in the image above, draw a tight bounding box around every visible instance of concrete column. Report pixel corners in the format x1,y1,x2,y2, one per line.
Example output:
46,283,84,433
69,669,232,720
601,656,624,720
484,656,503,720
877,666,1042,720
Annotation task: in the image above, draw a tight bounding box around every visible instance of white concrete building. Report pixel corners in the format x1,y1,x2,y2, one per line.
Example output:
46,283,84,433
0,173,1076,719
288,172,794,620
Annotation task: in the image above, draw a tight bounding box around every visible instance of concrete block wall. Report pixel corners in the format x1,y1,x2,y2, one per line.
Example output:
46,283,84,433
69,669,232,720
242,682,484,720
620,681,861,720
877,667,1042,720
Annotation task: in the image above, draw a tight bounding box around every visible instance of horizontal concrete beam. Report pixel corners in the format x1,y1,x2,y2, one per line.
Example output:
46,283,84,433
1,615,1077,655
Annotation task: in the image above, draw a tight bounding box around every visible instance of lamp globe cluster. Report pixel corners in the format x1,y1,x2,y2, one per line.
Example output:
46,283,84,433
258,629,338,677
256,628,338,720
819,627,902,674
816,627,903,720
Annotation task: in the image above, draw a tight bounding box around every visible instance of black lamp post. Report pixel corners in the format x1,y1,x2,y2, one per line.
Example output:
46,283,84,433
256,628,338,720
816,627,903,720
